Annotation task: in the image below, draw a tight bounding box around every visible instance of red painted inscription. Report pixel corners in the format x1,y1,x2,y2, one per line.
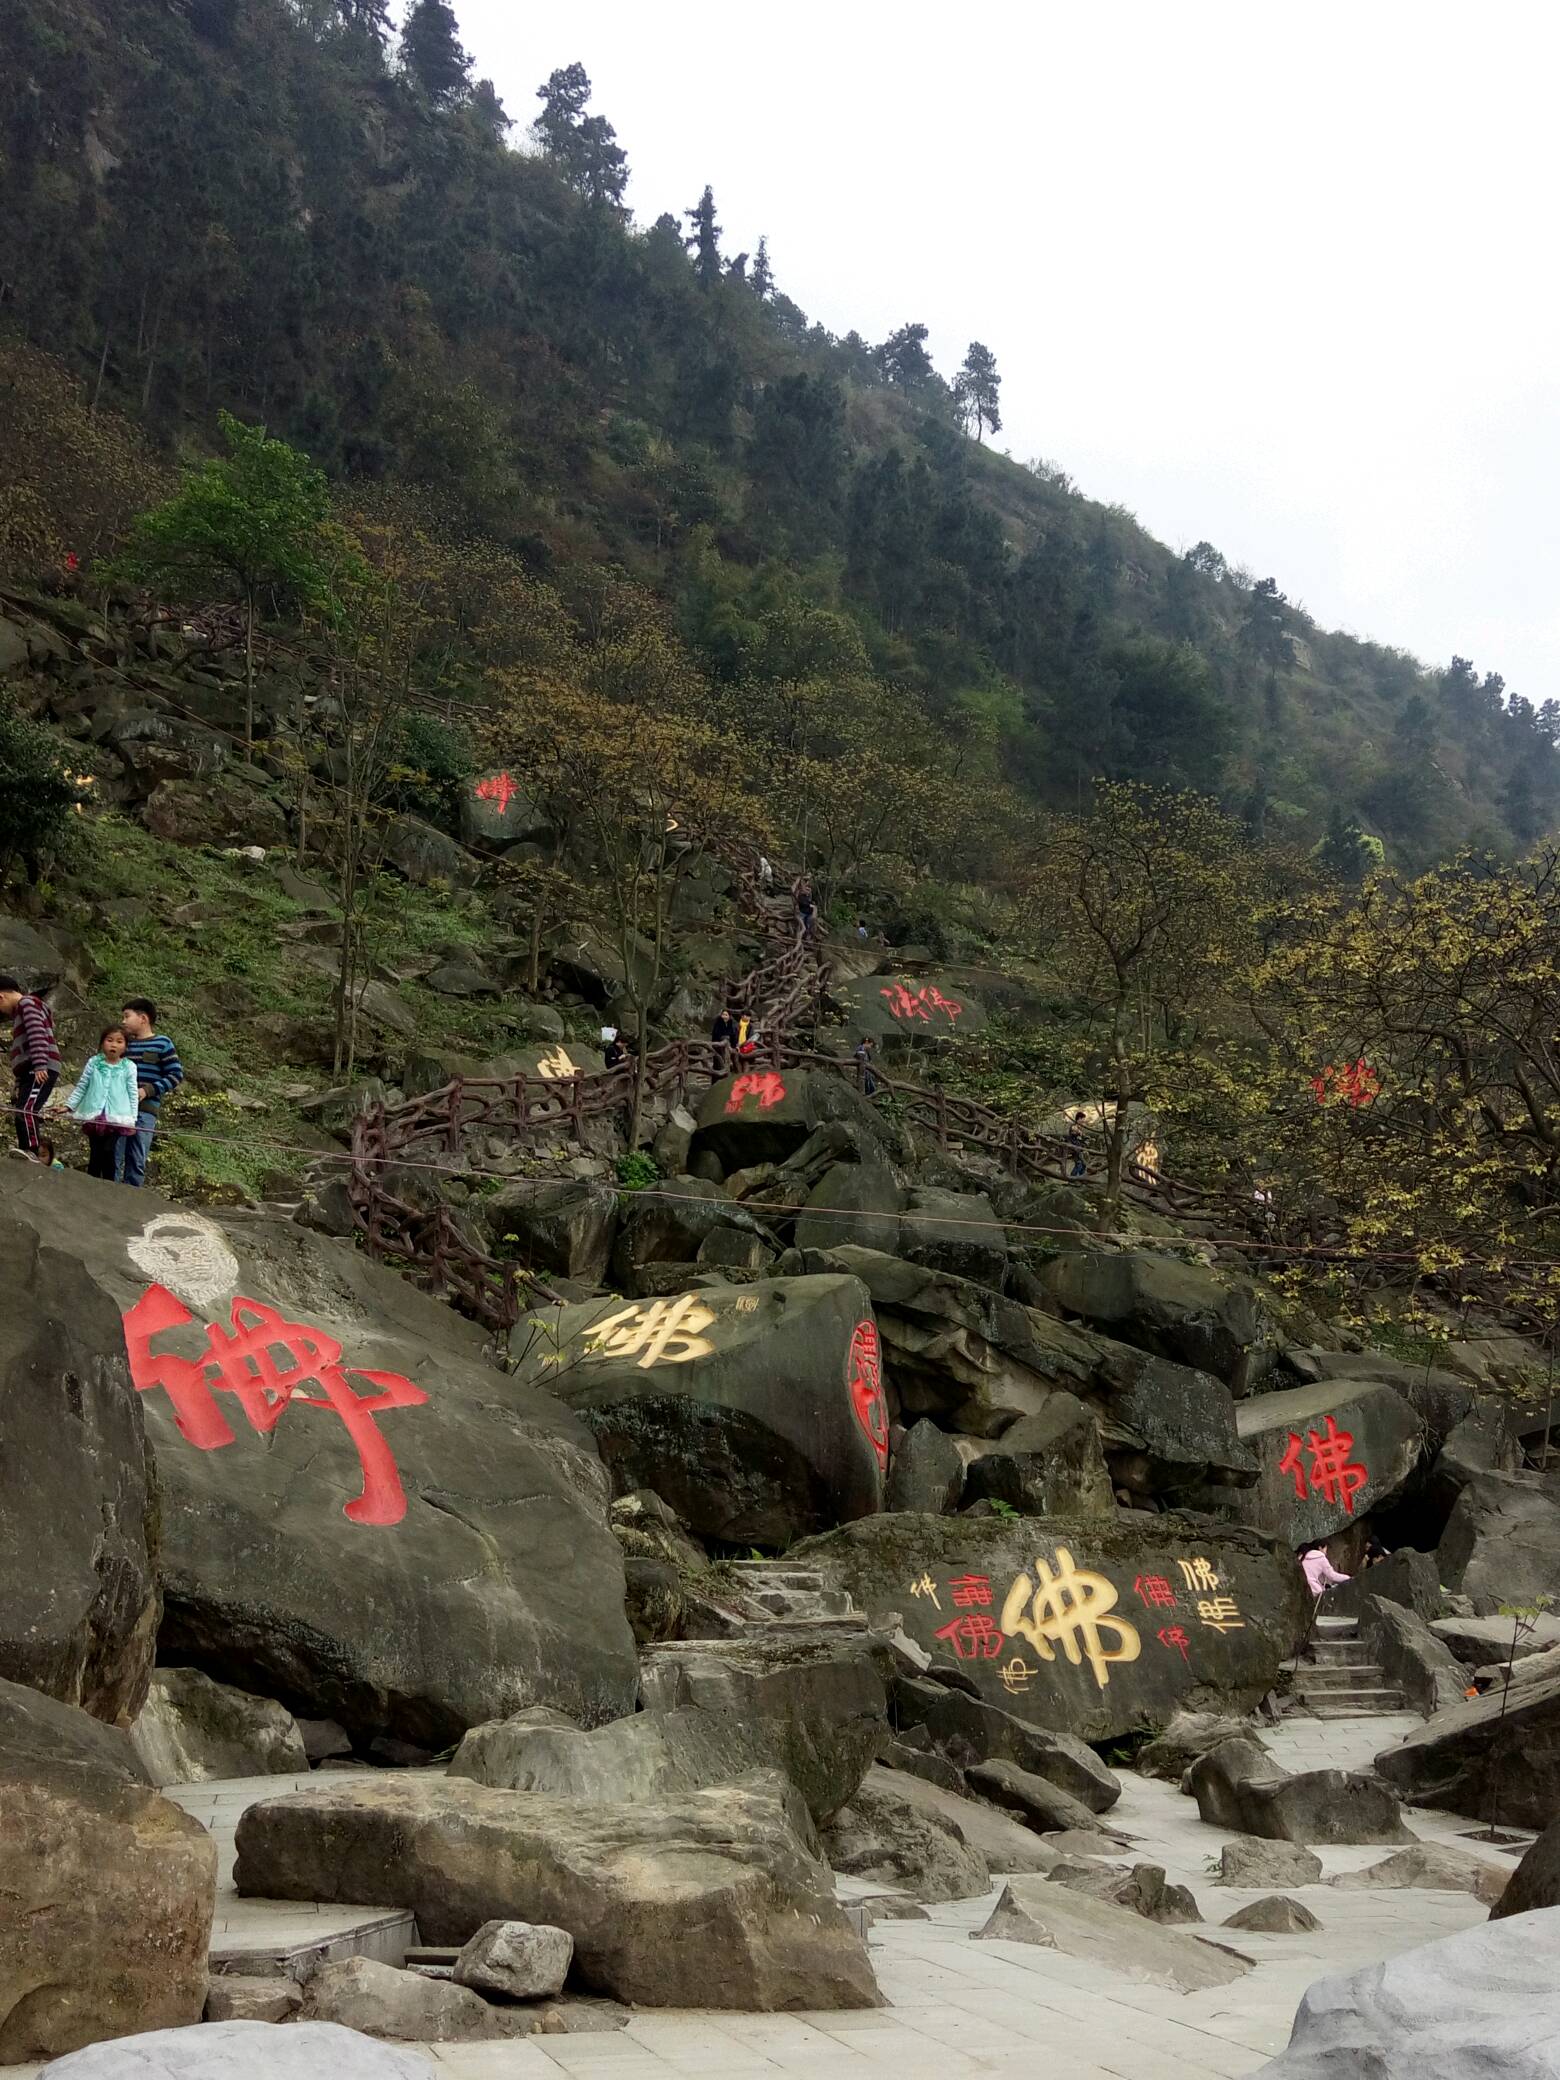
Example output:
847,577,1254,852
847,1320,889,1470
725,1071,787,1114
1278,1413,1368,1515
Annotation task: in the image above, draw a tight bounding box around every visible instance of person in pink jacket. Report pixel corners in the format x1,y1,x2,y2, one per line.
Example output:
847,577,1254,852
1300,1542,1351,1597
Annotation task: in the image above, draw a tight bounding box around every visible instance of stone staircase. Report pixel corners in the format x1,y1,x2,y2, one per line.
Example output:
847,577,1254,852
1290,1612,1405,1718
718,1560,866,1631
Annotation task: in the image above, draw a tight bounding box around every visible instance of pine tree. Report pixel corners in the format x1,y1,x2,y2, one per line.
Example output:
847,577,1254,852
399,0,470,105
951,341,1002,441
751,235,773,299
876,323,933,385
684,186,721,287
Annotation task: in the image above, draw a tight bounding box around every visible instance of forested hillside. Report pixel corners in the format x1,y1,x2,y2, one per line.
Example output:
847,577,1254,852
3,0,1555,863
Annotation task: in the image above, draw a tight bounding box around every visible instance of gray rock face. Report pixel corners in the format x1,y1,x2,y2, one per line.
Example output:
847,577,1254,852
299,1958,498,2042
1188,1738,1412,1845
1217,1836,1322,1888
1374,1671,1560,1829
478,1180,617,1284
794,1162,903,1257
1326,1843,1507,1907
38,2022,438,2079
1223,1895,1320,1933
1432,1612,1560,1666
976,1879,1252,1992
899,1187,1008,1291
1353,1596,1466,1717
0,1168,637,1750
234,1773,881,2010
794,1511,1306,1743
1255,1911,1560,2078
890,1682,1120,1812
1437,1471,1560,1613
1325,1547,1442,1625
961,1394,1116,1518
0,1205,157,1722
1089,1347,1257,1499
1230,1381,1423,1543
1490,1811,1560,1918
886,1420,965,1514
453,1921,573,2001
965,1757,1104,1835
1040,1250,1281,1394
0,1678,215,2061
635,1634,887,1820
821,1776,991,1902
130,1667,307,1785
519,1274,886,1545
1140,1712,1264,1785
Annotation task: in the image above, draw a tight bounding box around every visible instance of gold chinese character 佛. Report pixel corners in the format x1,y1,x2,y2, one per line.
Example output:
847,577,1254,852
582,1295,716,1369
1001,1547,1140,1691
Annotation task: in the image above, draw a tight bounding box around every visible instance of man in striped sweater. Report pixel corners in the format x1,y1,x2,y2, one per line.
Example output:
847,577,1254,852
0,975,62,1159
118,997,184,1187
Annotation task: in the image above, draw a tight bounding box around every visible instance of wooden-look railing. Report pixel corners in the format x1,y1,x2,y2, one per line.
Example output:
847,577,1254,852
348,863,1243,1334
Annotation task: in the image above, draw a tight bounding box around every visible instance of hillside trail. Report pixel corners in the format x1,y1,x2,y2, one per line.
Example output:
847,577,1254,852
345,842,1261,1335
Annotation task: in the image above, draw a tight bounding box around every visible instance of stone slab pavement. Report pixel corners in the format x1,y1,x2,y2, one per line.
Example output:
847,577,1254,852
5,1713,1532,2080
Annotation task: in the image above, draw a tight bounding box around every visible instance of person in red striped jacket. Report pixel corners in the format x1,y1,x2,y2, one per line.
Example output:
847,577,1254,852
0,976,62,1160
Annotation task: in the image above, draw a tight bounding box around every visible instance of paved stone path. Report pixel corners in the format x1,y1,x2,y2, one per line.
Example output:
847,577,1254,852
6,1713,1528,2079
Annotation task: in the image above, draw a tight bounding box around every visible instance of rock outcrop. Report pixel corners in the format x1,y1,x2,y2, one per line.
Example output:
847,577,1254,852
820,1776,991,1902
1227,1380,1423,1543
519,1274,886,1545
0,1209,157,1723
0,1677,215,2061
1490,1810,1560,1918
129,1667,308,1784
1374,1671,1560,1828
37,2022,439,2079
795,1511,1306,1741
975,1879,1251,1992
234,1772,881,2010
1188,1737,1413,1845
1437,1471,1560,1613
1040,1250,1281,1394
0,1168,638,1749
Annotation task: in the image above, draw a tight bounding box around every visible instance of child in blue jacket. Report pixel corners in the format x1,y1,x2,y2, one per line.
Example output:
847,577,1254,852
66,1025,142,1179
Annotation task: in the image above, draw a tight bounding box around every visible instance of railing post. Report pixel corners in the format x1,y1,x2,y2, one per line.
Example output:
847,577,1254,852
446,1078,464,1157
935,1086,949,1147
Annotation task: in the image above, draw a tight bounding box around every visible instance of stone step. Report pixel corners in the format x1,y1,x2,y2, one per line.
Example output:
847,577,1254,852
724,1564,830,1587
1299,1662,1390,1690
1301,1689,1406,1715
1313,1615,1360,1637
1311,1639,1374,1662
746,1590,855,1619
210,1906,417,1979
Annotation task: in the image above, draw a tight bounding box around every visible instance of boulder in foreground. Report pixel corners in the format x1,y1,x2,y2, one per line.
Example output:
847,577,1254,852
39,2021,437,2077
1188,1738,1413,1845
1374,1671,1560,1830
1256,1911,1560,2077
1489,1811,1560,1919
0,1677,214,2062
234,1771,880,2009
129,1667,307,1785
0,1167,637,1749
976,1878,1251,1992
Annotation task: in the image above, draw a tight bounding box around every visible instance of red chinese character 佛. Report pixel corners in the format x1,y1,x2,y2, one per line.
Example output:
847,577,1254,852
1278,1414,1367,1515
725,1071,786,1114
848,1321,889,1471
474,771,517,817
1134,1573,1178,1610
122,1284,428,1527
1157,1625,1191,1663
934,1614,1006,1661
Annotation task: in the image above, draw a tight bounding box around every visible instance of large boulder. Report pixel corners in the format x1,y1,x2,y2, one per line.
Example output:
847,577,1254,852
691,1069,889,1173
891,1681,1120,1811
129,1667,307,1784
1491,1811,1560,1917
1187,1737,1412,1844
832,971,988,1048
886,1419,965,1514
1256,1912,1560,2078
820,1775,991,1902
477,1179,617,1284
298,1958,497,2043
1326,1546,1442,1625
37,2023,437,2079
1374,1670,1560,1828
516,1275,886,1545
452,1681,881,1825
607,1177,763,1288
1327,1842,1508,1907
859,1760,1058,1872
794,1511,1306,1742
0,1677,215,2061
233,1773,881,2010
1139,1711,1266,1785
793,1162,903,1256
960,1394,1116,1517
0,1168,637,1749
1352,1596,1466,1717
1226,1381,1423,1542
1431,1611,1560,1666
899,1187,1007,1291
974,1879,1250,1993
1088,1347,1257,1501
637,1634,888,1820
0,1204,157,1723
1437,1471,1560,1613
1040,1250,1281,1394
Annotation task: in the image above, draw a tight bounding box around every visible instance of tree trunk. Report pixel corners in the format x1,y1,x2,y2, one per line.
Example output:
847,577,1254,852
528,903,542,995
89,325,113,419
244,587,256,761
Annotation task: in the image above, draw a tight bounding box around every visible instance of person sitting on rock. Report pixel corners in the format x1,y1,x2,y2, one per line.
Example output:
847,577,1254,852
117,997,184,1187
603,1030,627,1072
66,1024,143,1180
0,973,62,1161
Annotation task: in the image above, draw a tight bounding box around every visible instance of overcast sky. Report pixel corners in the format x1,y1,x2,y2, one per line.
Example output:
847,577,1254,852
446,0,1560,702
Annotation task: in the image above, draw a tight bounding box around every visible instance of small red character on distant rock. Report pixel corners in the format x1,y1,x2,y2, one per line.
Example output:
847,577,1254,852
474,771,517,817
847,1320,889,1470
725,1072,786,1114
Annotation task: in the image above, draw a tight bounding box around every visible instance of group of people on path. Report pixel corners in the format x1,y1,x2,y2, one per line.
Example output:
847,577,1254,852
0,977,182,1185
